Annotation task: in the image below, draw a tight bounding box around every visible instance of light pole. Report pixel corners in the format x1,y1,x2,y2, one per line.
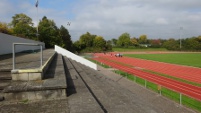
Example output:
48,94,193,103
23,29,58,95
180,27,183,49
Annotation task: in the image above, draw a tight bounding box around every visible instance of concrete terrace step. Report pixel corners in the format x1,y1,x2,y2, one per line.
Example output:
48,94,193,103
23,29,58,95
69,59,157,113
0,49,54,70
2,53,67,101
63,57,103,113
0,72,11,80
11,49,56,81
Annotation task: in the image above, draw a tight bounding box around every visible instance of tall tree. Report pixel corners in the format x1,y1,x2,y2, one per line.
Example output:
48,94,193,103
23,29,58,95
117,33,130,47
11,13,33,27
13,22,36,39
11,13,36,39
59,25,73,52
93,36,106,48
163,38,179,50
38,16,62,48
79,32,96,48
183,38,200,50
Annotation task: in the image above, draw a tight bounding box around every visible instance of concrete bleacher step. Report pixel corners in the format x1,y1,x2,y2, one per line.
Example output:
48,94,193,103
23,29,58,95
2,53,67,101
69,59,154,113
0,72,12,80
11,49,56,81
63,57,104,113
0,71,11,93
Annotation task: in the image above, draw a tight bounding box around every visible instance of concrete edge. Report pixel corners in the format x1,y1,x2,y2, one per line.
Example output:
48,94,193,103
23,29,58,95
11,52,56,81
11,52,56,74
41,52,56,79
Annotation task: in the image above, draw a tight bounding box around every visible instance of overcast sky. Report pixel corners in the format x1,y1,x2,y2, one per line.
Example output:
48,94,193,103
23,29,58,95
1,0,201,41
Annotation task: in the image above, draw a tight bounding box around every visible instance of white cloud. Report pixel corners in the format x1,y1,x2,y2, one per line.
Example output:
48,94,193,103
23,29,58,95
1,0,201,41
155,18,169,25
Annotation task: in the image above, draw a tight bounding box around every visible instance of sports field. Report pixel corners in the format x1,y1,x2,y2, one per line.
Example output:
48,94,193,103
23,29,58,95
112,47,167,52
124,53,201,68
92,51,201,112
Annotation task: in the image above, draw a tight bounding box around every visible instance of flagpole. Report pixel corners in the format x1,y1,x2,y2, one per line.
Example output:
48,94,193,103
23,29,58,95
36,0,39,40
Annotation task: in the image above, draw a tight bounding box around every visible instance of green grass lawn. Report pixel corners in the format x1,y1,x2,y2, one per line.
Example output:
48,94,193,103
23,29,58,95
114,70,201,112
124,53,201,68
112,47,168,52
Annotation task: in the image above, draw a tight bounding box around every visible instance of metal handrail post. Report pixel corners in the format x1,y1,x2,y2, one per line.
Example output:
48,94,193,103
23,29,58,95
12,43,43,70
13,44,15,70
40,45,43,67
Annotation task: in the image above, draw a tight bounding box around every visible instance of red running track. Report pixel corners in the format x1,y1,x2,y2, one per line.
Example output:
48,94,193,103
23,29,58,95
94,53,201,84
93,57,201,101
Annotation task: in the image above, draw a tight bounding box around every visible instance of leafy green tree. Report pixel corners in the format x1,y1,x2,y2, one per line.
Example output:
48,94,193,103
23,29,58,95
139,34,147,44
163,38,179,50
59,25,73,52
0,22,13,34
117,33,130,47
183,38,200,50
93,36,106,48
13,22,36,39
11,13,33,27
38,16,62,48
11,13,36,39
79,32,96,48
111,38,117,46
73,41,82,53
130,37,138,46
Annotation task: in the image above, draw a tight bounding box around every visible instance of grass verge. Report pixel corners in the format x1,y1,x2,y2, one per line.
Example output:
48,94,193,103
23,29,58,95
114,70,201,112
85,57,110,68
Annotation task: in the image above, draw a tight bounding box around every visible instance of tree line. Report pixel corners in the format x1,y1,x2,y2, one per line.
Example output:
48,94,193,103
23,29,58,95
114,32,201,51
0,13,74,52
1,13,201,52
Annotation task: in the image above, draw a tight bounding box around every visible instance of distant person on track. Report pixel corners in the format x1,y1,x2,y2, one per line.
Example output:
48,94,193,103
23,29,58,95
115,53,123,57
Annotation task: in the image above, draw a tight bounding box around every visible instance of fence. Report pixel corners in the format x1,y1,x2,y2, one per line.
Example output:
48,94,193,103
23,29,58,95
114,70,201,112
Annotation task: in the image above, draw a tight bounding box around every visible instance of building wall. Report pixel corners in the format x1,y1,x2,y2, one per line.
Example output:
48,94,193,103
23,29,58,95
0,33,45,55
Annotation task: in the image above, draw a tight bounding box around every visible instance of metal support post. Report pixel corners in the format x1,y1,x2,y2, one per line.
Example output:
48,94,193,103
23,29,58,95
145,80,147,88
40,45,43,67
13,44,15,70
180,93,182,106
135,76,136,82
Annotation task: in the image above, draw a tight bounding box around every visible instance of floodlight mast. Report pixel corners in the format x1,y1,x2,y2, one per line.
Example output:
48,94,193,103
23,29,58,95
180,27,183,49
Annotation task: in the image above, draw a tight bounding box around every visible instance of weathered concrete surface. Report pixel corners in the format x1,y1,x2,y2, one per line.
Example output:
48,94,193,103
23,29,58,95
2,53,67,101
11,50,56,81
0,49,55,91
63,57,103,113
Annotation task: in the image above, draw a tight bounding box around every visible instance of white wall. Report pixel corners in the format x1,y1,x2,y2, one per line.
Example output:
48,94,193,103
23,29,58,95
0,33,45,55
55,45,97,70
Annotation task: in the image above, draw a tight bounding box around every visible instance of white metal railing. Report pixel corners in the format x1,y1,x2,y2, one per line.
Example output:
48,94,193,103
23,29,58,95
55,45,97,70
13,43,43,70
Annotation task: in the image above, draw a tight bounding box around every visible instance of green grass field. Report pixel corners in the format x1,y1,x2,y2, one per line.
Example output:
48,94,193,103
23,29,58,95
124,53,201,68
112,47,168,52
